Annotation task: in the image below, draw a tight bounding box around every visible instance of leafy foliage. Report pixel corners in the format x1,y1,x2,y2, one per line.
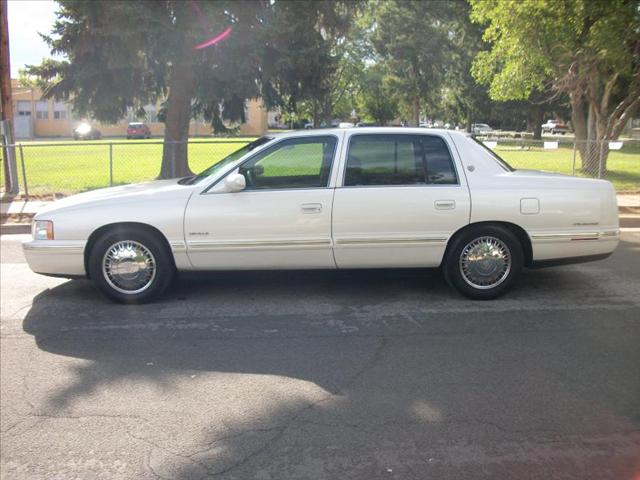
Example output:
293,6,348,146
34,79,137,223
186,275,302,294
470,0,640,169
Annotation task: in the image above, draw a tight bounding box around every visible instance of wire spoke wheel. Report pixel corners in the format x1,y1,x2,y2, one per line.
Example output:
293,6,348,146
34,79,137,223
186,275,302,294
102,240,156,295
459,236,511,290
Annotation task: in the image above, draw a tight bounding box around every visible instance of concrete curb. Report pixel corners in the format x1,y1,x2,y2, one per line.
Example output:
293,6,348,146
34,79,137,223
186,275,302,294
0,224,31,235
619,215,640,228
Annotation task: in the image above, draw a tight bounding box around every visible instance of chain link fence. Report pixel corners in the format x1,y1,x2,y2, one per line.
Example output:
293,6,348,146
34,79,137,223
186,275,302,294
1,137,639,197
1,139,252,198
476,136,639,192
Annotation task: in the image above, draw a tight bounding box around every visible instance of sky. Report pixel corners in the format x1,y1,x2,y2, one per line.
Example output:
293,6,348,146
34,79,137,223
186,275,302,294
7,0,62,77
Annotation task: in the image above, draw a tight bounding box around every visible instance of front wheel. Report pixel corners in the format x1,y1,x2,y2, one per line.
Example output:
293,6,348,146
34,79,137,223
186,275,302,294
88,228,175,303
443,225,523,300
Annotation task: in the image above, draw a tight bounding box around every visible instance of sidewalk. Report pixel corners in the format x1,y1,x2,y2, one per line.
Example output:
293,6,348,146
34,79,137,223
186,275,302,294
617,193,640,210
2,194,639,234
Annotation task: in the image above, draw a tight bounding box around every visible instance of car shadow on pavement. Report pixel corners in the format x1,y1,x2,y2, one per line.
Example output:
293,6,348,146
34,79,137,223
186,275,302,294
20,258,640,479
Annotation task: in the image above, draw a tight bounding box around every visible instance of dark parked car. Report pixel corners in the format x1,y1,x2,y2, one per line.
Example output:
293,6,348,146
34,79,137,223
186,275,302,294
73,123,101,140
127,122,151,139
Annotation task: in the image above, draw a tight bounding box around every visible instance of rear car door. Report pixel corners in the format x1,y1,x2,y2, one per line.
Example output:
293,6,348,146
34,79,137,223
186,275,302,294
332,132,470,268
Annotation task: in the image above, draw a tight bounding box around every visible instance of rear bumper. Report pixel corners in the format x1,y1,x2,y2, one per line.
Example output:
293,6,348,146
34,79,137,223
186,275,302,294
22,240,87,277
530,229,619,265
530,252,613,268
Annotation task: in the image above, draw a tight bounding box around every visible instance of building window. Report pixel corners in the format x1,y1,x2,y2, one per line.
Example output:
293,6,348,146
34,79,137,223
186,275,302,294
53,102,67,120
16,100,31,116
36,101,49,120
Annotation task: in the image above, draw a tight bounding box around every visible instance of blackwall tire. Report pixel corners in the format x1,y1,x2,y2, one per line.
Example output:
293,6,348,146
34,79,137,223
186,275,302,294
444,225,523,300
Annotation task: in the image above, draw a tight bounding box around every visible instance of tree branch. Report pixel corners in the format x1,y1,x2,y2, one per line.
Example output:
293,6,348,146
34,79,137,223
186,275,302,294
609,95,640,140
605,81,640,139
600,72,619,116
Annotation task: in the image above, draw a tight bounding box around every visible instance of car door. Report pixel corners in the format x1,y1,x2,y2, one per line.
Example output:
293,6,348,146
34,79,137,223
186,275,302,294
184,134,341,270
332,132,470,268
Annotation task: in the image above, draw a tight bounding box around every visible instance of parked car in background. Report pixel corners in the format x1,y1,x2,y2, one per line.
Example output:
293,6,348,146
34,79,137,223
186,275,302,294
24,128,619,304
73,123,101,140
471,123,493,135
541,120,570,135
338,122,355,128
127,122,151,139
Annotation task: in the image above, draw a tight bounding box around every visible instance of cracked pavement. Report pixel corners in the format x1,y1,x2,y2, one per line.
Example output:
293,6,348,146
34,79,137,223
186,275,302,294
1,232,640,479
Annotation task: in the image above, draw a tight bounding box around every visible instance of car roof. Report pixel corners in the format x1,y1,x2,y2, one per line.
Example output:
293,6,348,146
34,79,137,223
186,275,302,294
268,127,468,139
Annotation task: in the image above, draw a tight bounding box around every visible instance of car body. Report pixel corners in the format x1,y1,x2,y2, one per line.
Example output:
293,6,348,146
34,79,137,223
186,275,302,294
73,123,101,140
471,123,493,135
127,122,151,139
542,120,570,134
24,128,619,303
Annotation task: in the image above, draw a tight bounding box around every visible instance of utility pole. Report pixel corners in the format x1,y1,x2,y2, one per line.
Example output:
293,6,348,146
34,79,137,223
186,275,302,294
1,0,19,195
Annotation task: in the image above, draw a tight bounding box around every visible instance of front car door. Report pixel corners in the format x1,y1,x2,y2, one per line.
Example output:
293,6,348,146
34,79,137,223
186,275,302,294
184,134,341,269
332,132,470,268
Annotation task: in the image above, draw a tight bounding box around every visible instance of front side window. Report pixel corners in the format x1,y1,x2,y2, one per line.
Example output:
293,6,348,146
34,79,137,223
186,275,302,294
184,136,274,185
238,136,337,190
344,134,458,186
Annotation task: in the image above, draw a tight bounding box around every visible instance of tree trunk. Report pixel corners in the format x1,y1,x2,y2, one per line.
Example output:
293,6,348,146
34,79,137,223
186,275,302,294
465,107,472,133
531,104,543,140
322,97,332,127
410,94,420,127
159,64,195,179
312,101,321,128
571,95,606,176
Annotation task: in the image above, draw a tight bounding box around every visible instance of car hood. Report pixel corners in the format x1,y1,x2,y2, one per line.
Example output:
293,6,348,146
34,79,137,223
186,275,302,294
36,179,192,217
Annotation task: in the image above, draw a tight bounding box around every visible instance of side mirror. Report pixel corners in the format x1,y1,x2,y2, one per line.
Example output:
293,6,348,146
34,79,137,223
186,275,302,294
224,173,246,192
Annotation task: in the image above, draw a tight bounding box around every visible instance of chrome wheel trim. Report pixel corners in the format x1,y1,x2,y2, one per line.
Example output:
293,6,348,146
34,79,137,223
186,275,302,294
102,240,156,295
459,236,511,290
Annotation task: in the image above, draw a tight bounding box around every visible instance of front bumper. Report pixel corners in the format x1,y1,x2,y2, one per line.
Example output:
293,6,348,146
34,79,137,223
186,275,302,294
22,240,87,277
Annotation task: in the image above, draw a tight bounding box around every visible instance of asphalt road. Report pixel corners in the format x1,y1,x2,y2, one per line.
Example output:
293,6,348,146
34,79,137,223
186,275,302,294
1,232,639,480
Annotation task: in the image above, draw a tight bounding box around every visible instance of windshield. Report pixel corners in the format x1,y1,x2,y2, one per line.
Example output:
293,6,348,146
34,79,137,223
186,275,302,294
180,136,274,185
469,136,514,172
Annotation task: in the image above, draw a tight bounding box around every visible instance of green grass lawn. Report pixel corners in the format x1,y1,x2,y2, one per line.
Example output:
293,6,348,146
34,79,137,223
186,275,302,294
1,138,256,196
1,137,638,195
497,145,640,192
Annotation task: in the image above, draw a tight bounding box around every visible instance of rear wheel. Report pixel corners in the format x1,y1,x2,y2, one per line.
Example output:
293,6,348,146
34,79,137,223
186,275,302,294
443,225,523,300
88,228,174,303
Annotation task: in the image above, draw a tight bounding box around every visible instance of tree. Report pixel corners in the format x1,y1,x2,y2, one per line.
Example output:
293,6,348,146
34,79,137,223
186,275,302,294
471,0,640,172
28,1,269,178
265,1,362,127
369,0,455,126
357,64,398,125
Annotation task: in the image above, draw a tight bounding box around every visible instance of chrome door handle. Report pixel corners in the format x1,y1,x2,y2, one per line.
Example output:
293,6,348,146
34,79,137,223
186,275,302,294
301,203,322,214
435,200,456,210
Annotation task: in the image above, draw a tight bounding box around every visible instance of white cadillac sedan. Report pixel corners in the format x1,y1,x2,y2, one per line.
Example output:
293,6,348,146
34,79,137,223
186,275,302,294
23,128,619,303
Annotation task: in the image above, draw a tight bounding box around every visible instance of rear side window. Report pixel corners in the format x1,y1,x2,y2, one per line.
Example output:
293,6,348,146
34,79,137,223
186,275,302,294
344,134,458,186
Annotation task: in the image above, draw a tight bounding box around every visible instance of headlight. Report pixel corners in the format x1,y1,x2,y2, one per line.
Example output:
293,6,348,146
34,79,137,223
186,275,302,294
33,220,54,240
